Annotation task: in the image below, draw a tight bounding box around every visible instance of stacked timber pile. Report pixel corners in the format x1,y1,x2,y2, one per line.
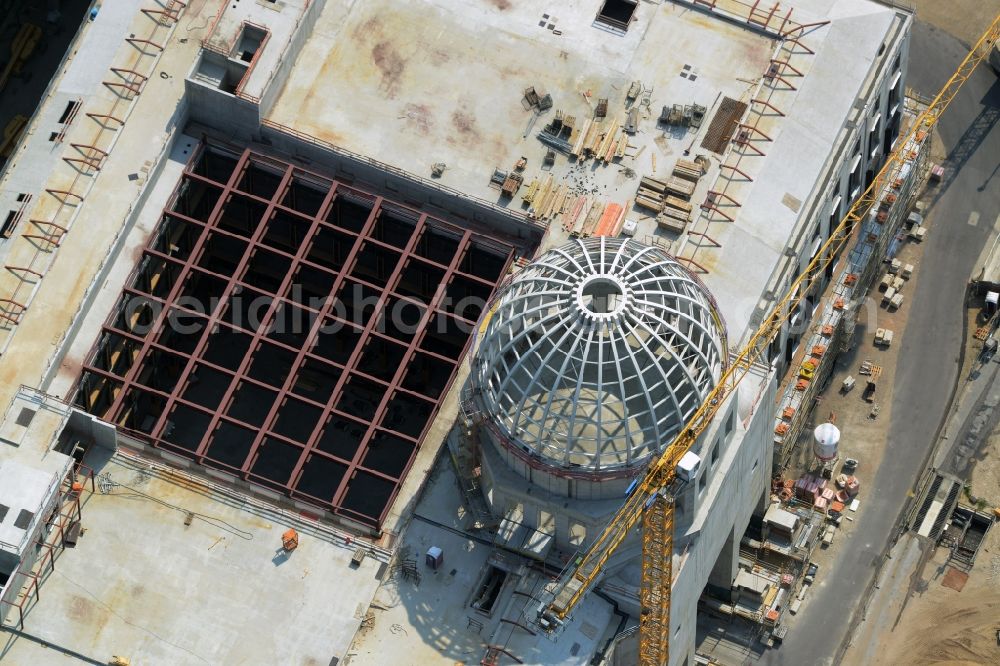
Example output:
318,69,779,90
579,200,605,237
593,203,626,237
555,197,630,238
562,195,589,235
522,174,568,223
635,158,705,233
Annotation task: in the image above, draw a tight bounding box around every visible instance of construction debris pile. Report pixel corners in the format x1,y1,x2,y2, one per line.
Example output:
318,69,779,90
536,109,631,163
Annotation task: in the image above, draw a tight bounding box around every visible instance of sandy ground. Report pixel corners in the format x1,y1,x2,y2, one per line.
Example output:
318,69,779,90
862,404,1000,666
848,518,1000,666
840,184,1000,665
910,0,1000,47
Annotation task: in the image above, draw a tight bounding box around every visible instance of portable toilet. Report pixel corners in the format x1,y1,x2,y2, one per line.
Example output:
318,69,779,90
426,546,443,570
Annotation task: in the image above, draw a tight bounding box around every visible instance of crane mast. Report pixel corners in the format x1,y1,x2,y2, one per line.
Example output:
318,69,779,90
538,13,1000,666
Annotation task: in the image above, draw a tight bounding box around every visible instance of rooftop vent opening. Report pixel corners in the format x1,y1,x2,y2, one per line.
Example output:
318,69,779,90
470,565,508,616
597,0,638,31
57,100,81,124
1,210,18,239
235,25,267,63
13,509,34,530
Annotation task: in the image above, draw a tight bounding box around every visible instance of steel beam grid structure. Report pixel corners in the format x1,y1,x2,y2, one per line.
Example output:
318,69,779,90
77,144,516,527
470,238,726,476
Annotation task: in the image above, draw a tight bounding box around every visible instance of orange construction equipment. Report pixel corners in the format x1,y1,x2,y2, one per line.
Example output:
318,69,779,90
281,528,299,551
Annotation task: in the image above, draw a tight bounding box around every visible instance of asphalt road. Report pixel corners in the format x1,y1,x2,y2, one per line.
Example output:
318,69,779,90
764,19,1000,666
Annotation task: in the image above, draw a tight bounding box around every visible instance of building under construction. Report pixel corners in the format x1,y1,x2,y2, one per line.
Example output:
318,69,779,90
0,0,920,664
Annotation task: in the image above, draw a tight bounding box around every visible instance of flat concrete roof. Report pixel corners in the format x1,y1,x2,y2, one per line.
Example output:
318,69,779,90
200,0,309,100
267,0,771,210
0,461,56,554
0,449,387,664
267,0,905,342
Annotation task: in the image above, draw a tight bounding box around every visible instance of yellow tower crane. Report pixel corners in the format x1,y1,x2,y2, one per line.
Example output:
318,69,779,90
537,14,1000,666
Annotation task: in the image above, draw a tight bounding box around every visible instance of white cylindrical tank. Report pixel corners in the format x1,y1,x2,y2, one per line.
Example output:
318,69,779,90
813,422,840,461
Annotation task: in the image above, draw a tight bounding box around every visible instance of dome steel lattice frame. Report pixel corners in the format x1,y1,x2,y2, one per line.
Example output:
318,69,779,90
471,237,728,478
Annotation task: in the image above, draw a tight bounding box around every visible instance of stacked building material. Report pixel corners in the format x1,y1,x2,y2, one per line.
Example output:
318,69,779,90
794,474,827,503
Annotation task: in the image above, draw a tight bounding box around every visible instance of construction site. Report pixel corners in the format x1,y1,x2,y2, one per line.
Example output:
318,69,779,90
1,0,997,664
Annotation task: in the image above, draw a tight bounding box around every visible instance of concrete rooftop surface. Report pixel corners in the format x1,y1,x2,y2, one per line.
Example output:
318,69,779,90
267,0,901,342
0,449,387,664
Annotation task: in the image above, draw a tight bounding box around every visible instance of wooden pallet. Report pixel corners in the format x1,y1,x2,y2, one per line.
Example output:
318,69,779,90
859,360,883,377
636,196,663,213
665,177,695,199
664,195,693,214
640,176,668,194
672,160,702,183
974,326,991,341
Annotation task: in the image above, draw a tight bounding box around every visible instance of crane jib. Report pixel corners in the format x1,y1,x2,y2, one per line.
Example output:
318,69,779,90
538,16,1000,661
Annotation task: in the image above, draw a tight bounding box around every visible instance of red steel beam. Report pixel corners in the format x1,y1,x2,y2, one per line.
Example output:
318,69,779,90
240,195,393,512
719,164,755,181
704,188,741,207
125,37,164,52
781,20,831,38
144,171,300,449
70,143,109,158
687,231,722,248
732,134,767,156
63,156,102,172
764,71,798,91
700,202,736,223
783,37,816,55
750,99,786,117
0,297,26,314
106,149,253,419
331,225,472,517
93,143,514,527
770,58,804,77
735,123,774,142
46,188,84,203
6,265,44,280
777,7,794,36
86,112,126,127
141,7,181,23
29,219,68,235
675,256,710,274
23,233,61,249
151,164,304,462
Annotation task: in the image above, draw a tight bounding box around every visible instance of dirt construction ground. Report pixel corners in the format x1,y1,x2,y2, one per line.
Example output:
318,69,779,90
840,2,1000,665
855,517,1000,666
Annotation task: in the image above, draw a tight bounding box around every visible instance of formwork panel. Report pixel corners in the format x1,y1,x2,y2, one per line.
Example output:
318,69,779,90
77,143,517,527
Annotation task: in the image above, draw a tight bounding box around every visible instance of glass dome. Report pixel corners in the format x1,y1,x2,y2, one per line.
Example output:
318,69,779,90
470,237,726,473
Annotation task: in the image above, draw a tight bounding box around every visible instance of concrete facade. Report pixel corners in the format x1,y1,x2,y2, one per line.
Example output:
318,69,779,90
756,11,912,373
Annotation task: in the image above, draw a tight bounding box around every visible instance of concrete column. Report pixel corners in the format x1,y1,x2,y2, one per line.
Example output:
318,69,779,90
707,523,738,600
